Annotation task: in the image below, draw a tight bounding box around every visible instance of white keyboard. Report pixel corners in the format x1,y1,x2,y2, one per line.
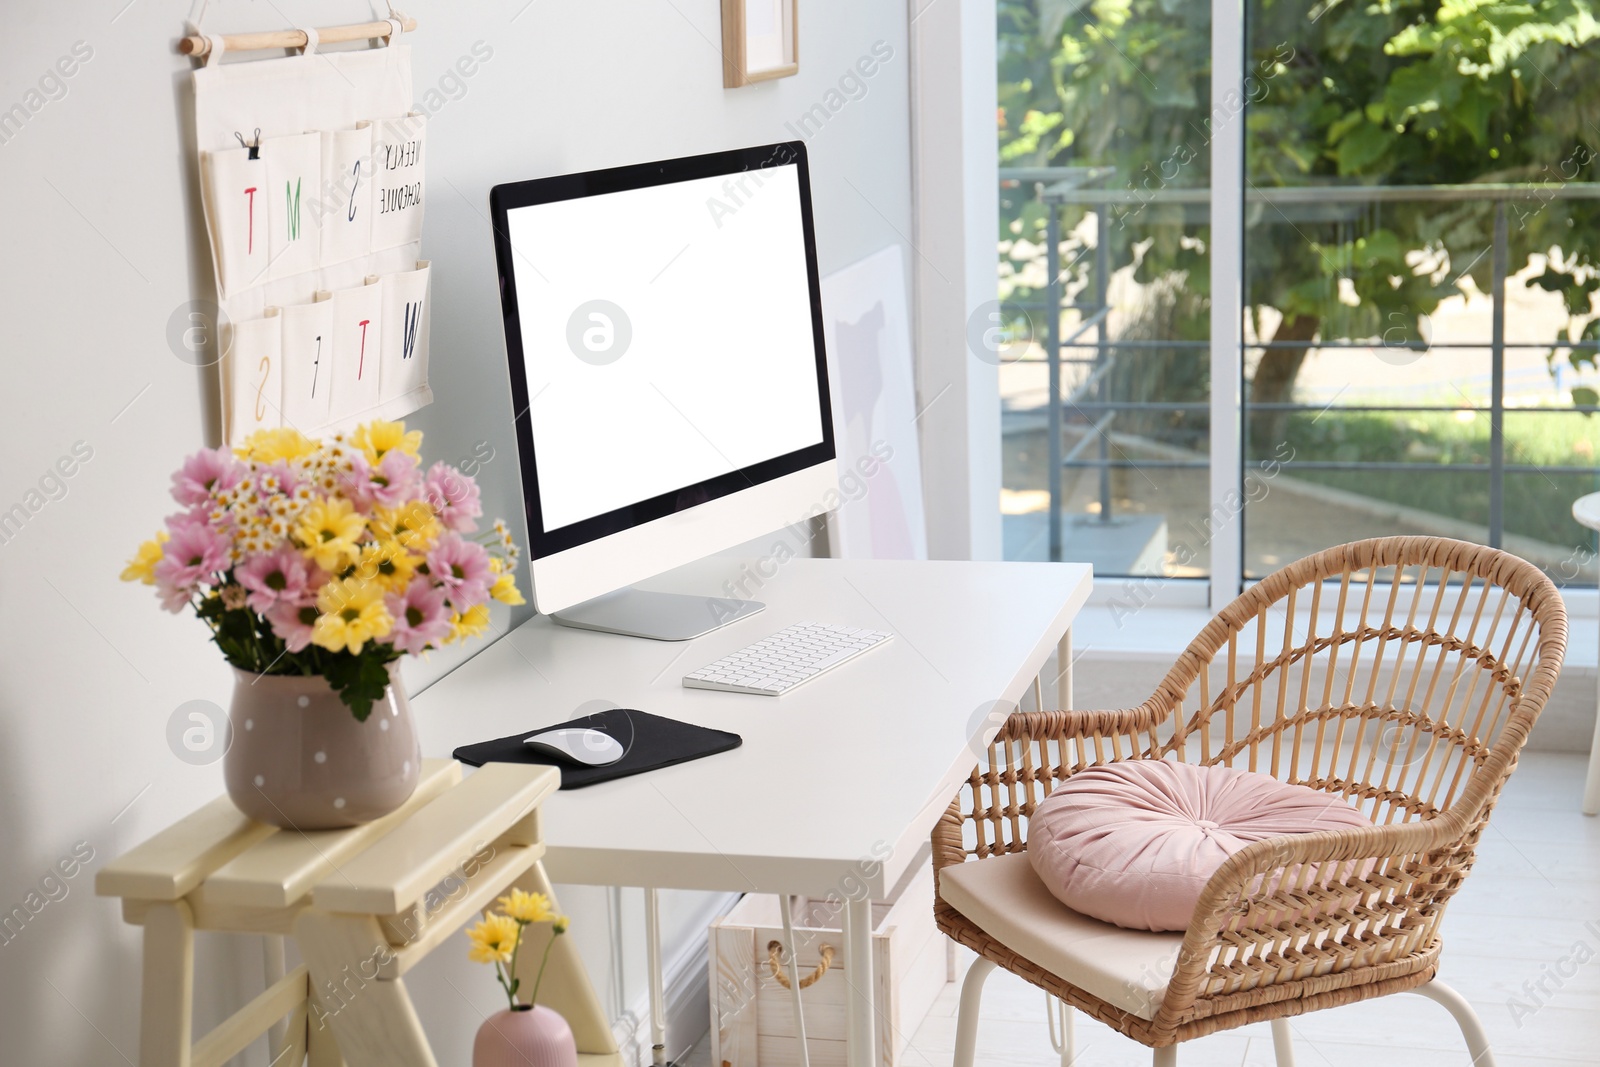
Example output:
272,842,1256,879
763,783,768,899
683,622,893,696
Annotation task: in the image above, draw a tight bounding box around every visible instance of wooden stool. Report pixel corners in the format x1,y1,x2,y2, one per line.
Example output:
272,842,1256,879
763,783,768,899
96,760,621,1067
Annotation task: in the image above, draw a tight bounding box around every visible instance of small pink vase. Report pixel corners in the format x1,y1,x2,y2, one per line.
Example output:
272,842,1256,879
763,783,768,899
474,1005,578,1067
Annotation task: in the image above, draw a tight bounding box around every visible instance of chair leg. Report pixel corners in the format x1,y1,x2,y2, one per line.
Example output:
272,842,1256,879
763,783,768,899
1152,1046,1177,1067
1584,669,1600,814
1411,981,1497,1066
1270,1018,1295,1067
953,957,996,1067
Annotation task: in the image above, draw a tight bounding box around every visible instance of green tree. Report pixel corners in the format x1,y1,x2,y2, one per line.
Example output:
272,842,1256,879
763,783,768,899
999,0,1600,445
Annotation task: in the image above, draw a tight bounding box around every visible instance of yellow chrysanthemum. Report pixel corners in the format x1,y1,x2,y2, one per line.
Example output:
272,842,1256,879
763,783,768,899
237,427,319,464
295,498,366,572
350,540,418,589
310,577,393,654
372,500,442,553
353,419,423,464
447,603,491,644
466,913,521,965
497,889,556,924
120,531,170,585
490,573,526,606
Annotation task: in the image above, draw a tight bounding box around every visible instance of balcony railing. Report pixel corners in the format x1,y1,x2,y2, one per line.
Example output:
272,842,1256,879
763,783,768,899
999,167,1600,564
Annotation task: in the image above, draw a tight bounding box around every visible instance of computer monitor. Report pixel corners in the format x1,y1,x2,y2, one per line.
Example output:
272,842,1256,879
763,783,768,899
489,142,838,640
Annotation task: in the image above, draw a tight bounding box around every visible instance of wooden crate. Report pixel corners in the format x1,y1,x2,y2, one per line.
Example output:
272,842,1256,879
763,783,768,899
709,860,951,1067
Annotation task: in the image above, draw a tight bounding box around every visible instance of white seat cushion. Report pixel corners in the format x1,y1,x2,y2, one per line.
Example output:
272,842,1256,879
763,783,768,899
939,852,1184,1020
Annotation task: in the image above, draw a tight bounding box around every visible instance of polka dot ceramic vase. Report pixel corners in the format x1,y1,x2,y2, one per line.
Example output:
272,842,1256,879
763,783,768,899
223,665,421,830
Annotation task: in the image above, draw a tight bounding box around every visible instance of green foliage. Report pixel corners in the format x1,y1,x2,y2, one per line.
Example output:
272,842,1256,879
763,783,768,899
1274,406,1600,543
998,0,1600,406
320,650,395,722
195,585,397,721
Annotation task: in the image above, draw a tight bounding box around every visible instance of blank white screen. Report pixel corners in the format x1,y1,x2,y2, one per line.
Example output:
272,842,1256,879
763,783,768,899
506,165,825,533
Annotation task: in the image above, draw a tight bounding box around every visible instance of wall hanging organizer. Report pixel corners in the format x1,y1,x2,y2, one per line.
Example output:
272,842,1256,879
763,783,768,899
180,12,431,445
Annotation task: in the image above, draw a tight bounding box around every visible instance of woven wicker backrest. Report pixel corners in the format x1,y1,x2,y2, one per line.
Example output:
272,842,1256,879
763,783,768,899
953,537,1566,863
1149,537,1565,827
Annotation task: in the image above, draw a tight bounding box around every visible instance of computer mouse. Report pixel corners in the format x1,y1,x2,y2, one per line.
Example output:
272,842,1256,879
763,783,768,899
522,727,626,767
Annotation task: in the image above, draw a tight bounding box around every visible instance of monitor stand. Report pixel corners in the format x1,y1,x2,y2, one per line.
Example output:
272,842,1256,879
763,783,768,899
550,587,765,641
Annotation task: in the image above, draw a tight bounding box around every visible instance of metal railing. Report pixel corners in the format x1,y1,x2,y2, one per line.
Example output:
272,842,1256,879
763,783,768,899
999,167,1600,562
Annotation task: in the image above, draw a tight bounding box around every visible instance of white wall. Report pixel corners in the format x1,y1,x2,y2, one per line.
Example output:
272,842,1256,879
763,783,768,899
0,2,913,1063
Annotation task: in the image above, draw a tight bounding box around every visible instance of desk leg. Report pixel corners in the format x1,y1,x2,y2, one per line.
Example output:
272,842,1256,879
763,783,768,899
843,895,877,1067
1587,599,1600,814
1057,628,1074,710
645,887,669,1067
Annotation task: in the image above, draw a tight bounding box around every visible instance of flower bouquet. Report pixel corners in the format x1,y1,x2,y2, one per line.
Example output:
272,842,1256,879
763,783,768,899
123,419,525,827
467,890,578,1067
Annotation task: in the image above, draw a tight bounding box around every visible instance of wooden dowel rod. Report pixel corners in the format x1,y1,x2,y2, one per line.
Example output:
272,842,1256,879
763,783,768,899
177,16,418,57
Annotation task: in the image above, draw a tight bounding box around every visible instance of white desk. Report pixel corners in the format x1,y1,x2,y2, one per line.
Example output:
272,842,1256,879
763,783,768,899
413,556,1092,1067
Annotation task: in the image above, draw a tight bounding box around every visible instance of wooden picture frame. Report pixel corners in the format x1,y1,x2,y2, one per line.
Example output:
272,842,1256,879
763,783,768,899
721,0,798,87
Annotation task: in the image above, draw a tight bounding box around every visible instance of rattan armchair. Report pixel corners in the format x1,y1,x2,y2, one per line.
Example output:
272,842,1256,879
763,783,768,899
933,537,1567,1067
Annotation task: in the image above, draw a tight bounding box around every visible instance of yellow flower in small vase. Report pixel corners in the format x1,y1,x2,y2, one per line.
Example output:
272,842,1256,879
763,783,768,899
468,893,571,1014
310,577,393,654
295,498,366,572
467,913,521,965
497,889,555,924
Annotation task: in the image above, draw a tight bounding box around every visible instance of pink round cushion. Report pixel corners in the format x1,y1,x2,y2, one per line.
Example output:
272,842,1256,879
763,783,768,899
1027,760,1372,932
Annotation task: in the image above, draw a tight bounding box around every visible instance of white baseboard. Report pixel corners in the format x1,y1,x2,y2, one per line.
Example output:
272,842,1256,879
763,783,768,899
612,891,743,1066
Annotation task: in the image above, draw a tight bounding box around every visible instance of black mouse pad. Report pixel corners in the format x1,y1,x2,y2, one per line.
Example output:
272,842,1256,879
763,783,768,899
452,708,742,789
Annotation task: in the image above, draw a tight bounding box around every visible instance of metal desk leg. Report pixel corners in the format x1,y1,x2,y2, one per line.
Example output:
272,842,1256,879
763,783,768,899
1057,628,1074,710
843,895,877,1067
1587,597,1600,815
645,888,669,1067
779,895,812,1067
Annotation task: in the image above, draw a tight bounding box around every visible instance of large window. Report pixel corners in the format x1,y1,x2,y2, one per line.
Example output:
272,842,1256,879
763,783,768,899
998,0,1600,603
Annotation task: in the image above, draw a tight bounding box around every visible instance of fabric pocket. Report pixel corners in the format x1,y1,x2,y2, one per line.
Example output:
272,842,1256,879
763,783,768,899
329,279,384,423
204,145,271,297
317,125,374,268
262,131,322,282
378,260,431,408
276,294,336,433
223,310,283,442
368,112,426,252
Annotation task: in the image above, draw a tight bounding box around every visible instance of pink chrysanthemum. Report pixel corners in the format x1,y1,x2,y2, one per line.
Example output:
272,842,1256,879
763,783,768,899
153,516,229,607
344,450,422,512
424,462,483,533
170,447,242,508
236,545,321,614
265,600,319,652
385,579,453,655
424,533,491,610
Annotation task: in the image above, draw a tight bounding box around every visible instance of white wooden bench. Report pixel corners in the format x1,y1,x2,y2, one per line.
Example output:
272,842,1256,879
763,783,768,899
97,760,621,1067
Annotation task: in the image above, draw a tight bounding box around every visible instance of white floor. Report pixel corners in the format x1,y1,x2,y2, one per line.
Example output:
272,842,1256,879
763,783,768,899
685,751,1600,1066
